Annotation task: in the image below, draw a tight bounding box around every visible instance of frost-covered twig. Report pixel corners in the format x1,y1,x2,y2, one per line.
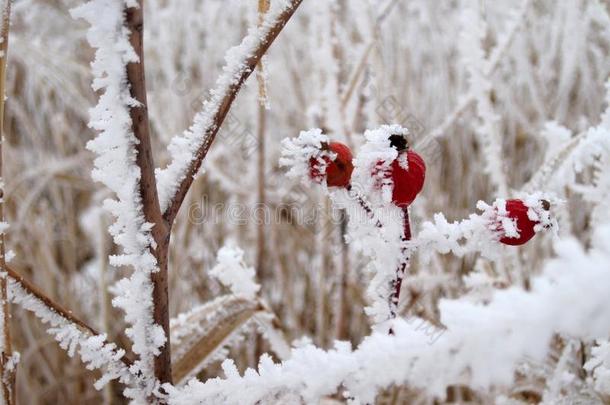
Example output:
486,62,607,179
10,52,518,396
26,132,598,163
164,224,610,404
522,129,585,194
2,266,146,398
564,80,610,224
346,185,384,229
414,196,554,263
125,1,173,385
347,126,414,325
4,265,106,339
157,0,304,224
0,2,13,402
526,78,610,224
388,207,411,326
71,0,166,394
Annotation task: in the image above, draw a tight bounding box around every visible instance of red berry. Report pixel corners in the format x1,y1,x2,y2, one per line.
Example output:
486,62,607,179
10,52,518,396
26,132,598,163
308,142,354,188
498,199,537,246
373,150,426,207
390,150,426,207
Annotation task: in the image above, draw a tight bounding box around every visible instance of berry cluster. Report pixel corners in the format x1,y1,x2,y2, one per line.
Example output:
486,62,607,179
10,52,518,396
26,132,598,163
309,136,427,209
304,133,548,246
282,127,555,329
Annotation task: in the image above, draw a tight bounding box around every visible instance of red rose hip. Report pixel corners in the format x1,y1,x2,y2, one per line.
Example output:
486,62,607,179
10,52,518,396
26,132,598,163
308,141,354,188
498,199,542,246
389,150,426,207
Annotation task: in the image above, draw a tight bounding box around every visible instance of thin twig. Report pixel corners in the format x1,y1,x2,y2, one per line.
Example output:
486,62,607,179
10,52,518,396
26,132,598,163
389,206,411,334
163,0,304,225
125,1,172,384
346,184,383,229
0,1,14,402
256,0,270,281
2,265,133,368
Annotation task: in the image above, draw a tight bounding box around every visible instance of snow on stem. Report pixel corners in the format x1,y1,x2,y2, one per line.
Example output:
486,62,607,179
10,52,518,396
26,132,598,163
388,206,411,328
71,0,165,393
345,184,383,229
413,196,555,263
3,267,144,399
124,0,173,385
157,0,304,224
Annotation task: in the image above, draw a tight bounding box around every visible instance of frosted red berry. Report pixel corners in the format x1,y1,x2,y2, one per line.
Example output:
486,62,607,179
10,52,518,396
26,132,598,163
373,146,426,207
389,150,426,207
308,141,354,188
498,199,539,246
372,135,426,207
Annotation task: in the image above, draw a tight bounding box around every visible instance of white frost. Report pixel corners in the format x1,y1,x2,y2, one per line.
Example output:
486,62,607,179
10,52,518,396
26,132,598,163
279,128,334,186
71,0,164,395
164,224,610,404
7,278,137,395
210,244,261,300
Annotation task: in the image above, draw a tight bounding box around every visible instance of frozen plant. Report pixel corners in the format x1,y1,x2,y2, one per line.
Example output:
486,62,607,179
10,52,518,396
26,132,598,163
0,0,609,404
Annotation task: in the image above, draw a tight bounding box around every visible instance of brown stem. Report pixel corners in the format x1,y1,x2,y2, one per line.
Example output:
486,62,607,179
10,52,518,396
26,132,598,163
163,0,304,225
254,0,270,360
0,1,14,402
255,105,266,279
125,2,172,384
255,0,269,281
389,207,411,333
3,265,132,368
335,210,350,341
345,185,411,329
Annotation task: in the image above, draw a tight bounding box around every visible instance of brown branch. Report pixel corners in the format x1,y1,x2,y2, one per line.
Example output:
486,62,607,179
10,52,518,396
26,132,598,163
0,1,14,402
256,0,270,281
163,0,304,225
3,265,133,368
5,266,99,335
125,1,172,385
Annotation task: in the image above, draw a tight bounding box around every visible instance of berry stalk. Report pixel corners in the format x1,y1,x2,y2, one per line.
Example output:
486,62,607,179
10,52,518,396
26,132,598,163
346,184,383,229
389,206,411,332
